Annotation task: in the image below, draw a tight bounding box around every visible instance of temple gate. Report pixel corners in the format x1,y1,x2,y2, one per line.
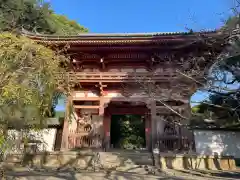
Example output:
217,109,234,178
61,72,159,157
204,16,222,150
25,31,223,152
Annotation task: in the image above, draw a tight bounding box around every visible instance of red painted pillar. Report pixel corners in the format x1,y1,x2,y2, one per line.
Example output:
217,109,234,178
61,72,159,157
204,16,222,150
103,111,111,149
60,96,71,151
145,112,151,150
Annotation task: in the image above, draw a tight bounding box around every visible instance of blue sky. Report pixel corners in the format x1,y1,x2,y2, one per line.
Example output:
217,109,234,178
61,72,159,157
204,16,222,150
55,95,66,111
49,0,237,109
49,0,233,33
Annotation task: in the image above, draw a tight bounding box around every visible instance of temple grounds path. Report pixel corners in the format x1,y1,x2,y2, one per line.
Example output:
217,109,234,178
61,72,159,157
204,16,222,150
5,168,240,180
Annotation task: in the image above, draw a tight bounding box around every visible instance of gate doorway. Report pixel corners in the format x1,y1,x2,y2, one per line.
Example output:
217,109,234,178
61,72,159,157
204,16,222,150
110,115,146,149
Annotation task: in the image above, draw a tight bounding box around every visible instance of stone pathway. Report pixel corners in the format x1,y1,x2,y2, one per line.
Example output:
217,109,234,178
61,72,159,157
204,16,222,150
4,168,240,180
166,169,240,180
4,170,190,180
2,165,240,180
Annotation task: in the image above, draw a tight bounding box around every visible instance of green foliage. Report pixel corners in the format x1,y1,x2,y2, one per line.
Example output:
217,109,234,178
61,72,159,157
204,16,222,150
191,105,200,114
47,14,88,35
0,0,88,34
0,32,69,129
219,55,240,83
192,15,240,128
222,16,239,30
111,115,145,149
196,55,240,127
191,91,240,128
0,135,9,154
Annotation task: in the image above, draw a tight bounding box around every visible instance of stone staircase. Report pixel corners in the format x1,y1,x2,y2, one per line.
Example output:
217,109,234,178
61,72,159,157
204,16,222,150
4,149,236,172
96,150,153,169
3,149,154,172
91,150,160,175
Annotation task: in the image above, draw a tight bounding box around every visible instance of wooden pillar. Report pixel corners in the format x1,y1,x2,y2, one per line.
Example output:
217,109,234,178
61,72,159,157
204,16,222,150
99,97,105,116
150,101,157,149
181,103,196,151
60,96,72,151
157,115,165,136
144,111,151,150
99,97,110,150
102,109,111,150
146,100,157,150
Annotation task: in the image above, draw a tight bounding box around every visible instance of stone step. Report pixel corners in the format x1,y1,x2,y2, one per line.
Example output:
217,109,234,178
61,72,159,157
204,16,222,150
4,150,155,170
98,151,153,167
4,150,237,171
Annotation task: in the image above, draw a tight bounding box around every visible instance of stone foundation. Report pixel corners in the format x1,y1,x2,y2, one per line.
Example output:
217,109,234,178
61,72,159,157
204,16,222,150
3,151,236,171
158,153,236,170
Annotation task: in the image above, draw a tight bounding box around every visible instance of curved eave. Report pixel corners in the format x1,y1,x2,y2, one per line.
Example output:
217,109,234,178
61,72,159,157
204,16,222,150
28,39,198,45
22,30,222,46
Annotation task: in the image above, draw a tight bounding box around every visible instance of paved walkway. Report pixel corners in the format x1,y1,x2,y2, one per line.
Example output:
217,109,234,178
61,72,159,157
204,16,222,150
4,168,240,180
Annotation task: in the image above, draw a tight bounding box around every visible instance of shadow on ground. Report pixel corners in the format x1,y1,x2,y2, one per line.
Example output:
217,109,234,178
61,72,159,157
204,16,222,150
5,168,186,180
1,149,239,179
176,169,240,179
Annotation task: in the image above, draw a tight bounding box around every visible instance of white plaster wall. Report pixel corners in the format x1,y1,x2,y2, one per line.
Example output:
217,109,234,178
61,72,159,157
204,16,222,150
7,128,57,152
40,129,57,151
194,130,240,158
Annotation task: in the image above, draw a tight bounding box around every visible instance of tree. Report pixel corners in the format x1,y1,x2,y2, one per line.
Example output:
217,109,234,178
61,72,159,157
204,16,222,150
191,91,240,127
0,1,83,176
190,17,240,127
118,14,240,133
0,32,72,171
47,14,88,35
0,0,88,34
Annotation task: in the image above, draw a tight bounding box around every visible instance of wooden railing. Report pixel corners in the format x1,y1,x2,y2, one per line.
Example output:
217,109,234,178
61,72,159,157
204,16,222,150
58,72,177,82
68,131,102,149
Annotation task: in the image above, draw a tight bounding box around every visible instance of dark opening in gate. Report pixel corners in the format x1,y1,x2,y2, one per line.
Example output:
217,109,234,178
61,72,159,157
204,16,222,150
110,115,146,149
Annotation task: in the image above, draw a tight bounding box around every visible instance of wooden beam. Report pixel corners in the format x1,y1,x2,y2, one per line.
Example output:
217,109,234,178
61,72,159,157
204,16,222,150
72,97,100,101
107,107,148,115
73,105,100,109
156,106,184,110
67,43,194,52
75,80,171,83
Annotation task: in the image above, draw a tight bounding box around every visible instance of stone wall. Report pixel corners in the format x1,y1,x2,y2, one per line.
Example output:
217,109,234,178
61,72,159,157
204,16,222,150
3,151,236,171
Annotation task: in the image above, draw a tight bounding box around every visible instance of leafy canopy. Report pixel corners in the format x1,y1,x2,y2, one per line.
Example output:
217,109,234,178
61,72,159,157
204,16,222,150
0,0,88,34
0,32,69,129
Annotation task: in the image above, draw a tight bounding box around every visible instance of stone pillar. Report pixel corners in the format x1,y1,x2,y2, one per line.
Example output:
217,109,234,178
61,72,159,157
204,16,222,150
60,96,72,151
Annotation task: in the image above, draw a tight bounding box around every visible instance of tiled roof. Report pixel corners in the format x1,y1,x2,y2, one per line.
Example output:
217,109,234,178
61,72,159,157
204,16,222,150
22,30,218,38
21,29,220,45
